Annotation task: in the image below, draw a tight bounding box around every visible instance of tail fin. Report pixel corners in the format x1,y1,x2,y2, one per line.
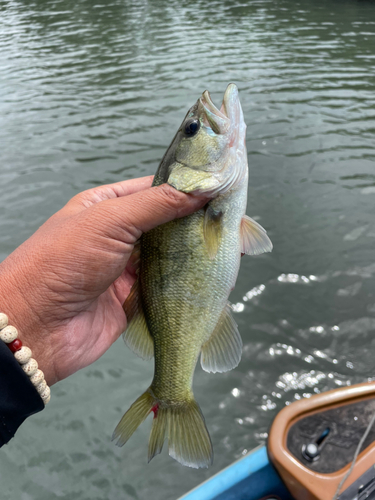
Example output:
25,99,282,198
149,399,213,469
112,390,154,447
112,389,213,469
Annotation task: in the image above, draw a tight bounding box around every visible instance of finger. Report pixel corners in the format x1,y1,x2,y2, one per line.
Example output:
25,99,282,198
62,176,154,216
96,183,210,242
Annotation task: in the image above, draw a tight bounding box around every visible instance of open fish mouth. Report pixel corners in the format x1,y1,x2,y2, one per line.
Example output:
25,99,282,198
199,84,245,145
170,83,247,196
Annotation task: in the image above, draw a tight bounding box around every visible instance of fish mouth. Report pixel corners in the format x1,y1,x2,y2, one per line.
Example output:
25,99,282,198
200,84,243,139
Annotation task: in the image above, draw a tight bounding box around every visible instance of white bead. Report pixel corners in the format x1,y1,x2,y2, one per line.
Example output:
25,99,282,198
36,380,47,395
0,325,18,343
43,393,51,404
0,313,8,330
14,346,32,364
40,386,51,402
30,369,44,386
22,358,38,376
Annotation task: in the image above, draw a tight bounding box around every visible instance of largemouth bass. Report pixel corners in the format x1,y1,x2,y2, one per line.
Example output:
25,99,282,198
113,84,272,469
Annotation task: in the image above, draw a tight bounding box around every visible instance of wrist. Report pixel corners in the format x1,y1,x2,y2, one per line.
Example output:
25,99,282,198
0,258,57,386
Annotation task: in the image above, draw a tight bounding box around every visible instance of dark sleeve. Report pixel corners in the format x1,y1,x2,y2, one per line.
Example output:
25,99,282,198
0,341,45,446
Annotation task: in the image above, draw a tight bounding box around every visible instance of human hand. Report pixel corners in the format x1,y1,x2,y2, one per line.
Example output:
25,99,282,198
0,176,208,386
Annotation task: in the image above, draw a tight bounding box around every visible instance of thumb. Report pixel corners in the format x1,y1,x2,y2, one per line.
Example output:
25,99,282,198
93,183,210,242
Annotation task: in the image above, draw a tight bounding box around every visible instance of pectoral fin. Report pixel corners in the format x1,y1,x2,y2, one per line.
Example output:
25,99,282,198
123,279,154,360
241,215,273,255
203,206,223,260
168,164,220,194
200,304,242,373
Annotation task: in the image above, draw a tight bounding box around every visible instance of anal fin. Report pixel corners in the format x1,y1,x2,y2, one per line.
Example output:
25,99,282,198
123,279,154,360
200,304,242,373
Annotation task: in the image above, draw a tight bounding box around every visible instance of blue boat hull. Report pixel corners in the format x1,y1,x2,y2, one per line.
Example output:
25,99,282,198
178,445,294,500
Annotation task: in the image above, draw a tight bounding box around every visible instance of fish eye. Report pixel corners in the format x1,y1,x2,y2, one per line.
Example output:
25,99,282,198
184,118,200,137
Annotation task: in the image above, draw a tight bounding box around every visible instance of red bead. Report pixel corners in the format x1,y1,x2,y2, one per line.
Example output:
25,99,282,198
8,339,22,353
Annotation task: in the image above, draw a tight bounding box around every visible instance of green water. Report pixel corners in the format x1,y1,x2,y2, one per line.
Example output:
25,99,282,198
1,0,375,498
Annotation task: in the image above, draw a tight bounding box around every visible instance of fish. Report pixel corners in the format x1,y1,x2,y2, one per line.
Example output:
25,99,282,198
112,83,272,469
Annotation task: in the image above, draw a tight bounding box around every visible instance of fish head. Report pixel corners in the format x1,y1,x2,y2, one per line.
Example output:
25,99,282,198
163,83,247,197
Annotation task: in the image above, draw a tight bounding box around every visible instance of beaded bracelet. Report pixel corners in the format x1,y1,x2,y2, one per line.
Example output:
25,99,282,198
0,312,51,405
